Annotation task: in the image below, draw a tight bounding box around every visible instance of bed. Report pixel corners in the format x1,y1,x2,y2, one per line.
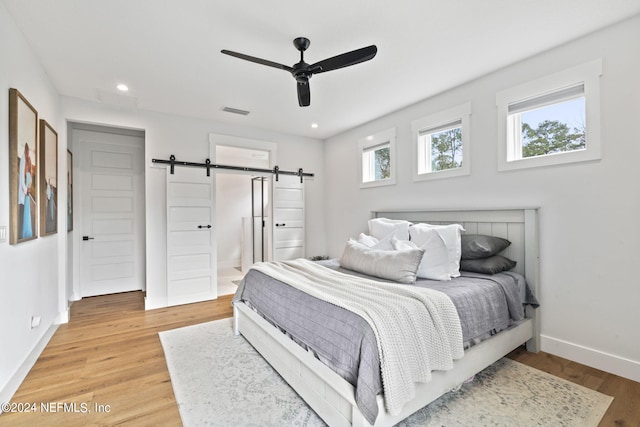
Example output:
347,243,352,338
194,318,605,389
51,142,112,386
232,208,540,427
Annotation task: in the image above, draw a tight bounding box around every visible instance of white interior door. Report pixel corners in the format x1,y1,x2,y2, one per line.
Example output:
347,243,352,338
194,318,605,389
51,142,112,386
272,174,305,261
166,167,217,306
76,129,145,297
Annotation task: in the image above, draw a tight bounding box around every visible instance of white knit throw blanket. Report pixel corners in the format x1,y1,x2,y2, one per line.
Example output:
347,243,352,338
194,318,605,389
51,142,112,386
251,259,464,416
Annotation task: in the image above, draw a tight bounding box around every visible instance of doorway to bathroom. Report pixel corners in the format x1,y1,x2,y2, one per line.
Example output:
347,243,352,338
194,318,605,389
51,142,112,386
215,144,271,296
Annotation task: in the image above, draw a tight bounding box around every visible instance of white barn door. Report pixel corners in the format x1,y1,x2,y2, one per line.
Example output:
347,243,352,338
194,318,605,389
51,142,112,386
166,167,217,306
272,175,305,261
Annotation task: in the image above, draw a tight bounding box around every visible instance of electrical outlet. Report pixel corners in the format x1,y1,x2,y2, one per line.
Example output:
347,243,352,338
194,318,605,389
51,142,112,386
0,226,6,243
31,316,41,329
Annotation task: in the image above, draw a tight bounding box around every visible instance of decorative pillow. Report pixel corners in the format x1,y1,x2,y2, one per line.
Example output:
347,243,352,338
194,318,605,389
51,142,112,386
357,233,379,247
409,223,465,278
461,234,511,260
368,218,412,241
393,234,450,281
460,255,517,274
357,233,394,251
339,239,424,284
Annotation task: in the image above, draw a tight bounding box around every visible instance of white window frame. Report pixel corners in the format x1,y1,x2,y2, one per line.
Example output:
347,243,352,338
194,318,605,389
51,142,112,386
358,127,396,188
411,103,471,182
496,59,602,171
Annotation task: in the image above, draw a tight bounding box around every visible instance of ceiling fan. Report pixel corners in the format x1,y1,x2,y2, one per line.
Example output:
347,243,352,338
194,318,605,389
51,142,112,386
221,37,377,107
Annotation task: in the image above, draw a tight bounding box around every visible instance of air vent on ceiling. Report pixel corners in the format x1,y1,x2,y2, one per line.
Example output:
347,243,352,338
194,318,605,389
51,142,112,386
222,106,250,116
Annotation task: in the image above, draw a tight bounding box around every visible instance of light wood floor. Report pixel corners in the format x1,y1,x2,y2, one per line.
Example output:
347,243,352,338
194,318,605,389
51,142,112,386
2,291,639,426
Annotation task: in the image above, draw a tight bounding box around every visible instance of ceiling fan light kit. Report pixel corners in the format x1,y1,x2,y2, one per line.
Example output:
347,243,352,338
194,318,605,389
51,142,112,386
221,37,377,107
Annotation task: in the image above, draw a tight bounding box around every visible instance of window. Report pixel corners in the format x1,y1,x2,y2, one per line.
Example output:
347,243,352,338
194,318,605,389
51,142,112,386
419,122,462,173
510,87,586,159
359,128,396,188
412,103,471,181
362,143,390,182
497,60,602,171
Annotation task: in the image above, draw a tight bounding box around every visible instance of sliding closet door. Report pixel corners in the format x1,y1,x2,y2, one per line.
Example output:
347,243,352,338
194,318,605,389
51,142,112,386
166,167,217,306
272,174,304,261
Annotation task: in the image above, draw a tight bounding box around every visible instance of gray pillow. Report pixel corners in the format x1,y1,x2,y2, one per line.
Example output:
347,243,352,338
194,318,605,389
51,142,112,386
461,234,511,260
460,255,516,274
339,240,424,284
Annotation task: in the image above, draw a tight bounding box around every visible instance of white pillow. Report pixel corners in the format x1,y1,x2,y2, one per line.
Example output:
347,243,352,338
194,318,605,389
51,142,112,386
393,235,451,281
357,233,394,250
339,239,424,284
368,218,411,241
409,223,465,278
357,233,379,247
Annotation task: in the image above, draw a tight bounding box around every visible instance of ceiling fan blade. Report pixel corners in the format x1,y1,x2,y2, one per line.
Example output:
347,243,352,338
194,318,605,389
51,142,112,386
297,81,310,107
221,49,294,73
310,45,377,74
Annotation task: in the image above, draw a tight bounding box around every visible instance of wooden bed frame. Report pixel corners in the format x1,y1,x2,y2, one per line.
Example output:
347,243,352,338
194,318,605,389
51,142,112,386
233,208,540,427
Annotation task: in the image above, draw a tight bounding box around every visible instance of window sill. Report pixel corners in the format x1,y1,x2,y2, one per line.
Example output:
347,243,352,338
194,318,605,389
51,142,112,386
360,177,396,189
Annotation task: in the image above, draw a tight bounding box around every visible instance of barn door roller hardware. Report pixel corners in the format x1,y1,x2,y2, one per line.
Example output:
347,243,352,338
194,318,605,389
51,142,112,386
152,155,313,183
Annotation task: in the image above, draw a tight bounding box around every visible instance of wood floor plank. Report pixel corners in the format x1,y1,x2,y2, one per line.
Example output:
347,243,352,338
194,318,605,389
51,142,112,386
2,291,638,426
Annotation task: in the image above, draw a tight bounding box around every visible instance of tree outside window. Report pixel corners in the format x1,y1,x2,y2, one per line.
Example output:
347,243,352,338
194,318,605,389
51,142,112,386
373,146,390,180
430,127,462,171
518,97,586,158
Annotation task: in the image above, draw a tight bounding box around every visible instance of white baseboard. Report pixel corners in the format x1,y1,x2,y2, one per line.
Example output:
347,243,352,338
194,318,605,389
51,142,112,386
144,296,168,311
0,323,59,409
541,334,640,383
55,309,69,325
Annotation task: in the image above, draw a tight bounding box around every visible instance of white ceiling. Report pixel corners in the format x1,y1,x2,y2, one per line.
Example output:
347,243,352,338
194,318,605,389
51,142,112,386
4,0,640,139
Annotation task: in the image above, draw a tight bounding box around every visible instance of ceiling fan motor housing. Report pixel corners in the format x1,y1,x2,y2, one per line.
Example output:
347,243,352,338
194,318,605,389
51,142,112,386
293,64,312,83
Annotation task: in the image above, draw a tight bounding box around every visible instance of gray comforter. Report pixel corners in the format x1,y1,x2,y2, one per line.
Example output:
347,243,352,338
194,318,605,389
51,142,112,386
232,260,538,424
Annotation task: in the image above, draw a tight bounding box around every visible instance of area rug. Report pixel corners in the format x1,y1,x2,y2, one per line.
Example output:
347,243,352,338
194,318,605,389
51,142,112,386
159,318,613,427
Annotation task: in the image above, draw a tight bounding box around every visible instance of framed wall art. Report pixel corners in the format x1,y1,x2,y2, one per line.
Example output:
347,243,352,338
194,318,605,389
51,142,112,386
67,149,73,232
9,88,39,244
40,120,58,236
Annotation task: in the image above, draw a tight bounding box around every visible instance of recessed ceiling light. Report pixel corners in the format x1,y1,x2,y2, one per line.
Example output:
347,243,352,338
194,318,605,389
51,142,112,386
311,123,318,128
116,84,129,92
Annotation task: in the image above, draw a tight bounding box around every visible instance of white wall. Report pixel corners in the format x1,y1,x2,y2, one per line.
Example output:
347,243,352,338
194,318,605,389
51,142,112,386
60,97,325,309
323,16,640,381
0,2,65,401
